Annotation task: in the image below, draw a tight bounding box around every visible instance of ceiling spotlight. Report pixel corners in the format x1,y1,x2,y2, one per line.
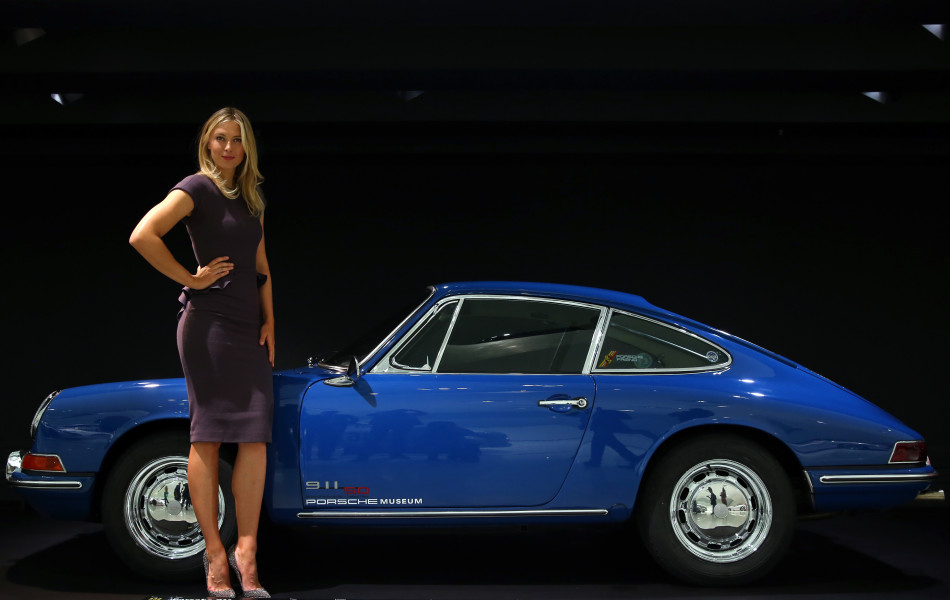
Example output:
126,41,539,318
862,91,887,104
922,24,945,40
51,93,84,106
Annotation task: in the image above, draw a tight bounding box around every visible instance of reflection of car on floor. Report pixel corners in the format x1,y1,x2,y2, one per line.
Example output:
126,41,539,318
6,282,941,586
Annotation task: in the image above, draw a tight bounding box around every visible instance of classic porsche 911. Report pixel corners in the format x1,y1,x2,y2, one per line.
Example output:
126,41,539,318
6,282,940,586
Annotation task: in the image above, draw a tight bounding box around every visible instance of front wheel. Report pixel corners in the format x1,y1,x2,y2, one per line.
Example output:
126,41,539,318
101,431,236,580
636,434,795,586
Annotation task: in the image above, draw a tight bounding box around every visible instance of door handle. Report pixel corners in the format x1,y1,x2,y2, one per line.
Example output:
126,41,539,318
538,397,589,409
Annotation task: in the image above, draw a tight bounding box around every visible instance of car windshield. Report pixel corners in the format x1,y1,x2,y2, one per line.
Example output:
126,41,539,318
316,286,435,369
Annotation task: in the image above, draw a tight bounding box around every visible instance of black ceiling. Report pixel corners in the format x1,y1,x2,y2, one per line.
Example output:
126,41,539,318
5,1,949,27
3,0,949,153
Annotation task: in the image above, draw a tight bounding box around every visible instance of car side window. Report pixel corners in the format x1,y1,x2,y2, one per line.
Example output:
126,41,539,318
390,300,459,371
436,298,600,374
596,311,729,371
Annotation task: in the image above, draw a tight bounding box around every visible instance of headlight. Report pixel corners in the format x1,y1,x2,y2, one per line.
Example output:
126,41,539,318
30,390,60,440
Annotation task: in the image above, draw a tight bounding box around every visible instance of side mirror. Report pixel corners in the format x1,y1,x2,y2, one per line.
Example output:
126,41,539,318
347,356,360,380
324,357,361,387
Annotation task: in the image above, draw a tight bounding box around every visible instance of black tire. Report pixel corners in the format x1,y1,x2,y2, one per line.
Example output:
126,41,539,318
101,431,237,580
636,434,795,586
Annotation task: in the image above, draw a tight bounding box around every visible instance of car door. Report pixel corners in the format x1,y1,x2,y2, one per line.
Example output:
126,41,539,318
298,296,604,509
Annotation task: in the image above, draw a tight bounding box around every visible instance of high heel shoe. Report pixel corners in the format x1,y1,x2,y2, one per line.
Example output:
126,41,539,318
202,551,236,598
227,545,270,598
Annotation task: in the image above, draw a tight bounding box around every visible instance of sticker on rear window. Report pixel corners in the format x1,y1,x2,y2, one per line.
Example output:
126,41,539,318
599,350,618,368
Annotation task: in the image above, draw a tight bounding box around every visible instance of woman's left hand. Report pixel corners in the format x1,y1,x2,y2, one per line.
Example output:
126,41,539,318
259,321,275,367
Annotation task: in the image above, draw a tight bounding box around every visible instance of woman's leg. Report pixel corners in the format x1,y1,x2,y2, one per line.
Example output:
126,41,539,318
188,442,231,591
231,442,267,589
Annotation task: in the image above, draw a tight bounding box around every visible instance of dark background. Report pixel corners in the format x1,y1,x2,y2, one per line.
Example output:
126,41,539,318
2,1,948,502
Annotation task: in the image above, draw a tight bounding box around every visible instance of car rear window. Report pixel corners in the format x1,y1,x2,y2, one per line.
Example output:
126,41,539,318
595,311,729,372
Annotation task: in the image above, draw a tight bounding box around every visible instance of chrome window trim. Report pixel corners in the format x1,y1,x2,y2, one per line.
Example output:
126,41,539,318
297,508,609,519
360,286,437,370
374,294,606,376
590,308,733,374
384,299,460,373
583,308,611,376
431,297,464,373
432,295,605,376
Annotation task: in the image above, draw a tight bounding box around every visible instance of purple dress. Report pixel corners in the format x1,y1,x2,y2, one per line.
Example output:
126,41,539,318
174,174,273,443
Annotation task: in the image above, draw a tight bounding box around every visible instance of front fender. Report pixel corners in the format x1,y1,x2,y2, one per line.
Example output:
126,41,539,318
34,379,190,473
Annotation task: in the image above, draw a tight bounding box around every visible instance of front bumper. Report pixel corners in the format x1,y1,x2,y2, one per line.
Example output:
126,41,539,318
6,451,83,489
7,450,97,520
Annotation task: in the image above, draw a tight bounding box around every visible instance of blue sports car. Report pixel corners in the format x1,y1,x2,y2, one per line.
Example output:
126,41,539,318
6,282,940,586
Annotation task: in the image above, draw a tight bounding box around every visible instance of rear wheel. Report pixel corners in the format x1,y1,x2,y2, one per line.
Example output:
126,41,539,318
101,431,236,580
636,434,795,586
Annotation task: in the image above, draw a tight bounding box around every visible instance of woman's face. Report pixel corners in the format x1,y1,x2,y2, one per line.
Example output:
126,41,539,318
207,120,245,178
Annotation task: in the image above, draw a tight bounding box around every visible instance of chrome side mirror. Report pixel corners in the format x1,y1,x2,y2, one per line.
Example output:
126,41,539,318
323,357,361,387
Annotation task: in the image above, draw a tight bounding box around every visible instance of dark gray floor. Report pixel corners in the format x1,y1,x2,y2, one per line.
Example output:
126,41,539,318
1,501,948,600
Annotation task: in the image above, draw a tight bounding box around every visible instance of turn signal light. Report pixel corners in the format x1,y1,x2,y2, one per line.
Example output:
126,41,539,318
21,453,66,472
889,441,927,464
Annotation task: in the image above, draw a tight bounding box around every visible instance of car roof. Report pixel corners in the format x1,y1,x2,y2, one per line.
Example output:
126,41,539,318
434,281,661,313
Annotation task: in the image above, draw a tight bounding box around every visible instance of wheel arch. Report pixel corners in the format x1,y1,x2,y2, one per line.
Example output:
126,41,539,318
635,424,810,517
90,418,246,522
90,419,189,521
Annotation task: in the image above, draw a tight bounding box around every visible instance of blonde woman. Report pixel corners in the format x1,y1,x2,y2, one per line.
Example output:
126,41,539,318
130,107,274,598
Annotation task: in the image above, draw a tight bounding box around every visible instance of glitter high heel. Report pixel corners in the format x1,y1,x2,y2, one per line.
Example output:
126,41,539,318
202,550,236,598
227,545,270,598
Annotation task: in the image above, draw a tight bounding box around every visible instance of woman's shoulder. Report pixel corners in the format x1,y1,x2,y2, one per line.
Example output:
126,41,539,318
171,172,215,196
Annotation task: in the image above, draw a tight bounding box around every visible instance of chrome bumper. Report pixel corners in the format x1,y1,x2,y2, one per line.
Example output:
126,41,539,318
816,472,939,485
5,450,21,480
6,450,83,490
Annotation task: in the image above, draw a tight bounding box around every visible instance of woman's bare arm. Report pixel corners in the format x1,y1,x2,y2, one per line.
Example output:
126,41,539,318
129,189,233,290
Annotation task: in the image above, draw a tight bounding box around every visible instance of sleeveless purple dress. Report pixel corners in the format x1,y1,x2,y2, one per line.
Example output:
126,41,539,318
174,174,273,443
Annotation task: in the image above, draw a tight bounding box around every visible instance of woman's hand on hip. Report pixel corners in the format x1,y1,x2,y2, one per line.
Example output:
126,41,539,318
190,256,233,290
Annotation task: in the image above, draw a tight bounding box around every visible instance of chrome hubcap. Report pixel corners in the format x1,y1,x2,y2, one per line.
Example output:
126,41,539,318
669,459,772,563
123,456,224,560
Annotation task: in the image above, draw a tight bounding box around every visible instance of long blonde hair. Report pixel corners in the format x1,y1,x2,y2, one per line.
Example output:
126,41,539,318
197,107,265,217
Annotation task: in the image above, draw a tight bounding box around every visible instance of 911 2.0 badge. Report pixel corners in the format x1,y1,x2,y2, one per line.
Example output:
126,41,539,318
304,481,424,506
